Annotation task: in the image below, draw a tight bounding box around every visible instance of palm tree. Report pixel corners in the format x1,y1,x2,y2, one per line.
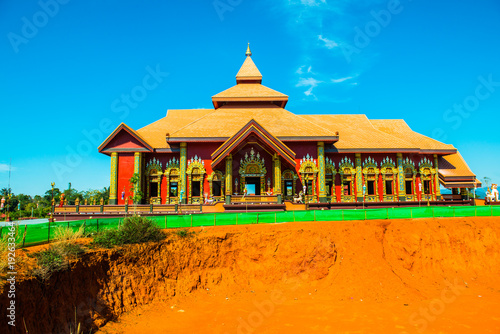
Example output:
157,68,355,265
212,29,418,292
1,188,11,197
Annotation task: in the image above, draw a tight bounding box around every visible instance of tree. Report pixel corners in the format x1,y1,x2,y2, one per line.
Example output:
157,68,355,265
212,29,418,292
129,173,143,205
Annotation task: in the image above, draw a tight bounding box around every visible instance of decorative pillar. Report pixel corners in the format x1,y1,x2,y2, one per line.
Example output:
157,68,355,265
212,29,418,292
397,153,405,201
225,154,232,204
355,153,363,202
434,154,441,200
133,152,143,202
460,187,468,200
273,154,282,203
109,152,118,205
318,142,327,203
180,143,187,204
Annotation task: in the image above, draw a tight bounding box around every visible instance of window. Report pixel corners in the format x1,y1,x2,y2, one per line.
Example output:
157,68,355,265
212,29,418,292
385,180,393,195
404,167,413,195
326,181,333,195
424,180,431,194
405,180,413,195
367,180,375,195
170,182,178,197
149,182,158,198
343,181,351,195
285,180,293,196
213,181,222,197
192,181,201,197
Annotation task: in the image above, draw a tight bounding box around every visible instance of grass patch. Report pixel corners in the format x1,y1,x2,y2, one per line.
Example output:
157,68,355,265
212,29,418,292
31,225,86,280
92,215,165,248
31,247,66,280
0,234,10,274
175,228,195,239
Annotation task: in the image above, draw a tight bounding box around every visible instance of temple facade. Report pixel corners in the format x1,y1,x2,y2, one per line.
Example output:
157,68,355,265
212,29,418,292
99,46,479,207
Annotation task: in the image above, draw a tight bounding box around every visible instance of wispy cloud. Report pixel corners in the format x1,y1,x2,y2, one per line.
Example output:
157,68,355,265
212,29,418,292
318,35,338,49
296,77,322,96
296,65,314,75
331,76,353,83
0,164,15,172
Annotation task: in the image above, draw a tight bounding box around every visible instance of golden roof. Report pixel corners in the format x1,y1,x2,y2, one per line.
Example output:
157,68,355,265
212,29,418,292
236,56,262,82
439,152,476,178
302,114,418,151
213,53,287,108
370,119,455,152
212,83,288,100
136,109,214,148
165,104,336,140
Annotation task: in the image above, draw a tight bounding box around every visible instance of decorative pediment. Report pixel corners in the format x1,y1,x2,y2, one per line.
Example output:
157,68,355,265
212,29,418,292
165,157,180,175
403,157,416,173
381,156,397,174
381,156,396,168
363,156,377,167
187,155,206,175
339,156,355,175
325,157,336,175
211,119,295,167
239,147,267,176
419,157,435,175
146,158,163,175
299,154,318,174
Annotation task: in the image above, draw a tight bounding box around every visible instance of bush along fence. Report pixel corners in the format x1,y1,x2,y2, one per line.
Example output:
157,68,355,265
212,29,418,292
2,206,499,248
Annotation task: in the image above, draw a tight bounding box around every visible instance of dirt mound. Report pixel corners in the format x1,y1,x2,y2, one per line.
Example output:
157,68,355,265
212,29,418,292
1,217,500,333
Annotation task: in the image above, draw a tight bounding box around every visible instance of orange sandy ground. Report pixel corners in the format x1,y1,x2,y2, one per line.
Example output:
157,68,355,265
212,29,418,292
94,216,500,334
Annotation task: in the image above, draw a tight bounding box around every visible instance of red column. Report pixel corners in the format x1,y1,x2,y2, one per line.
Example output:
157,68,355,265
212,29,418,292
416,175,422,201
379,174,384,202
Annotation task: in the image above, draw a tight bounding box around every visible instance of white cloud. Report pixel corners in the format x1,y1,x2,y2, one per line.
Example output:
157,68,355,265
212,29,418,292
0,164,15,172
318,35,338,49
331,76,353,83
296,77,322,96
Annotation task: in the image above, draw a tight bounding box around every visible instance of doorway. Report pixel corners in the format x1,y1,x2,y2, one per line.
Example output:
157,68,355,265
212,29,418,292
245,177,261,195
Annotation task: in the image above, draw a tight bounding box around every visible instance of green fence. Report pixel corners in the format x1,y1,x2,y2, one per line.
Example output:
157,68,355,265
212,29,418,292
1,206,499,248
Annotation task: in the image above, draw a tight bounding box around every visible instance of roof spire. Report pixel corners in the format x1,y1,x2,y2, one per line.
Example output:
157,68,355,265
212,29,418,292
245,43,252,57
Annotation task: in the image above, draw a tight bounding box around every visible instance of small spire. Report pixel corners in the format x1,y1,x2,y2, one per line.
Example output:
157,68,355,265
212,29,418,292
246,43,252,57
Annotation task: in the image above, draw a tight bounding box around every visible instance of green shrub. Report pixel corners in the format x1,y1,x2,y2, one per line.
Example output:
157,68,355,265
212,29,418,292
53,225,85,243
32,247,66,280
31,226,85,280
92,215,165,248
175,228,194,239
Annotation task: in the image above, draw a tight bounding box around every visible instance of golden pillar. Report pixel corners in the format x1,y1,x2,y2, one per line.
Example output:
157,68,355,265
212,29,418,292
273,154,282,203
318,142,327,203
225,154,232,204
109,152,118,205
180,143,187,204
355,153,363,202
397,153,405,201
133,152,143,201
433,154,441,200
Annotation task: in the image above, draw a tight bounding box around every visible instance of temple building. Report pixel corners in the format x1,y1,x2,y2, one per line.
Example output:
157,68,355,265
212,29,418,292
98,45,479,208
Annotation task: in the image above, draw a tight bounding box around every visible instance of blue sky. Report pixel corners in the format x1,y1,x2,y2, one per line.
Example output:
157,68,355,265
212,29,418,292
1,0,499,196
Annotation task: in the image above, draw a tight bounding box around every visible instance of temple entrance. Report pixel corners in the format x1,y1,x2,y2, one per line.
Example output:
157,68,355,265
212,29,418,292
245,177,261,195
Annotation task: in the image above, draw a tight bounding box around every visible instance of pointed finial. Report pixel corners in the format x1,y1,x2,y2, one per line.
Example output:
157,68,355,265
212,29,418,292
246,42,252,57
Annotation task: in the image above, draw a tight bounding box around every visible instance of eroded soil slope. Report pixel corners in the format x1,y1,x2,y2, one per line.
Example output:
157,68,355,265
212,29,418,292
1,216,500,333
